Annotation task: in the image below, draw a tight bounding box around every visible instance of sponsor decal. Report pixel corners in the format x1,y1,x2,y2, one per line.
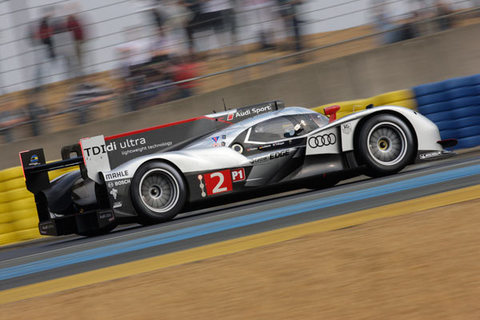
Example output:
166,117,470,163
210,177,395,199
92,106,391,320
246,147,258,152
269,149,291,159
204,169,233,195
110,188,118,200
110,179,131,187
231,168,246,182
419,151,442,160
227,104,273,121
250,155,269,164
99,212,114,220
250,149,292,164
29,154,40,166
308,133,337,148
212,135,227,147
83,138,173,158
258,144,272,150
105,170,129,181
341,123,352,134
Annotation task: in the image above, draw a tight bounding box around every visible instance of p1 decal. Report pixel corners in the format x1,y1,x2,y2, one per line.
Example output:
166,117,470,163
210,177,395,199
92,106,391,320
204,170,233,195
231,168,246,182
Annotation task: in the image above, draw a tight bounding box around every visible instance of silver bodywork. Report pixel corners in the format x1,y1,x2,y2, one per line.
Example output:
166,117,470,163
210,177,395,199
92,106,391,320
99,106,443,182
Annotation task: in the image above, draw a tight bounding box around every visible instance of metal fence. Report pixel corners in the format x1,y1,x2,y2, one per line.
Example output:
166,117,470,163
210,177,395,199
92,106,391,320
0,0,478,144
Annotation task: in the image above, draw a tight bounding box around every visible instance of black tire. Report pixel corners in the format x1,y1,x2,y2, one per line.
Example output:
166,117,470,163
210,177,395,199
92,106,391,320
356,114,415,177
130,161,187,225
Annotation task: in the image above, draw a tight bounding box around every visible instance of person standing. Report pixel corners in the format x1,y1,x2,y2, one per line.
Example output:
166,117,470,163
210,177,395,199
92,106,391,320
38,7,56,60
66,7,86,75
243,0,278,50
201,0,236,53
277,0,304,53
182,0,206,56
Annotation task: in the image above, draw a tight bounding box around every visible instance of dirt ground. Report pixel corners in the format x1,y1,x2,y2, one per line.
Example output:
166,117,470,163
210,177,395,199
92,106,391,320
2,199,480,319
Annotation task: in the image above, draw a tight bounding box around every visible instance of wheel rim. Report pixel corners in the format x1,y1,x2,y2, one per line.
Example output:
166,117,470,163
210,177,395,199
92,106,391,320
366,121,408,166
139,168,180,213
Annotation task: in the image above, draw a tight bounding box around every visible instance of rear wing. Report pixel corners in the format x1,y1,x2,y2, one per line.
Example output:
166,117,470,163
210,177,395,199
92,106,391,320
19,147,84,194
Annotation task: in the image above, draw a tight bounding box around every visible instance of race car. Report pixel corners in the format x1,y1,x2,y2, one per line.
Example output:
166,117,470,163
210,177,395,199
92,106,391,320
20,100,456,236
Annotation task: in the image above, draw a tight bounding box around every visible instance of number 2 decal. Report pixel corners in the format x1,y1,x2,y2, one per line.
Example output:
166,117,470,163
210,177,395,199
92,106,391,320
210,172,227,193
204,170,233,195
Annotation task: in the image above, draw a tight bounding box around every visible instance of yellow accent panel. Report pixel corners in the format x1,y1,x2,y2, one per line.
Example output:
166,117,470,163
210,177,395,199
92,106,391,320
1,184,479,305
314,89,416,119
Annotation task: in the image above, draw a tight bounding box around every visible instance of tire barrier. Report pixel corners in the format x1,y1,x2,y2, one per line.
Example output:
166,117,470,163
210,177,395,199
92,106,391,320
0,163,76,246
413,74,480,150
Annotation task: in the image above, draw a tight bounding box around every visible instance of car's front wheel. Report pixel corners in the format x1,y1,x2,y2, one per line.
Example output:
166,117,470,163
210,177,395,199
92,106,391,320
356,114,415,177
130,161,187,225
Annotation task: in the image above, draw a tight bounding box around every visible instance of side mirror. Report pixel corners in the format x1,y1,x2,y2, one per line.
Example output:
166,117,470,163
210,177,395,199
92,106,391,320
324,105,341,123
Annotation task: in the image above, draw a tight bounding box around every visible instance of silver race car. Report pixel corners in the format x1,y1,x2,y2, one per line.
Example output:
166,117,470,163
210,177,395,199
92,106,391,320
20,101,456,236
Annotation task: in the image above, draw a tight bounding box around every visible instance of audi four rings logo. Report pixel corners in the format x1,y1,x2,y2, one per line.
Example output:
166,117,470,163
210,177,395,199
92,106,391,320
308,133,337,148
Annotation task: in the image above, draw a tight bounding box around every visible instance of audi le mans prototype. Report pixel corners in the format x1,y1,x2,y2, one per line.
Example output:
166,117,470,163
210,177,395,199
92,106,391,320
20,101,456,236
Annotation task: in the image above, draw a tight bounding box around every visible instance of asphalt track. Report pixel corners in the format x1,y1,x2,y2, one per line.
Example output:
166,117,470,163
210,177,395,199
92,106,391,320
0,151,479,295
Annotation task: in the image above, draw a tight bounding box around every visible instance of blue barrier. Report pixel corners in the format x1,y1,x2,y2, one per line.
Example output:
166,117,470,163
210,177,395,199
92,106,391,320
414,74,480,150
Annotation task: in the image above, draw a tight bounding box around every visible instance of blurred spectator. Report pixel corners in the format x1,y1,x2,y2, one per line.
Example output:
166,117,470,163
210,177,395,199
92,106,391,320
156,0,192,57
243,0,278,50
182,0,236,55
150,27,174,64
67,82,114,124
372,2,418,44
171,55,201,99
116,27,152,78
23,89,49,137
434,0,454,31
277,0,304,53
38,6,56,60
0,97,26,144
202,0,237,52
182,0,205,56
371,2,398,44
66,3,86,75
52,5,80,80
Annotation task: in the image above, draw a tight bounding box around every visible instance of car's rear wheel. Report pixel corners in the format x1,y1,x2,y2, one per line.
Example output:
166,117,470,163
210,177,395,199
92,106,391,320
356,114,415,177
131,161,187,224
